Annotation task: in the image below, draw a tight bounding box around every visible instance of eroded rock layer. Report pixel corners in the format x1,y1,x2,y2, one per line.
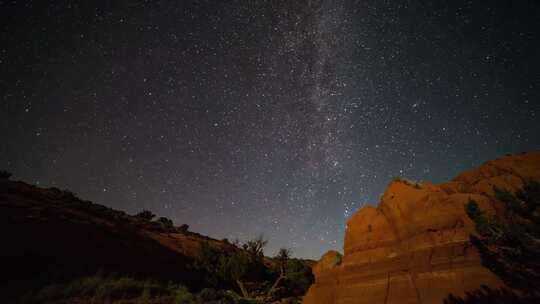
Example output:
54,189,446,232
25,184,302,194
304,151,540,304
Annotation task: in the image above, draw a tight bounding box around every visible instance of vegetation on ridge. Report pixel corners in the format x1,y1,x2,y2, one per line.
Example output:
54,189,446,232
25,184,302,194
0,175,313,303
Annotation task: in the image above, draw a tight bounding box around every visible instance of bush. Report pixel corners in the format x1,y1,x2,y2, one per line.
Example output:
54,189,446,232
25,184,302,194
172,285,197,304
178,224,189,233
136,210,156,221
198,288,219,301
465,199,484,220
21,272,198,303
283,259,314,296
157,217,174,229
25,273,146,302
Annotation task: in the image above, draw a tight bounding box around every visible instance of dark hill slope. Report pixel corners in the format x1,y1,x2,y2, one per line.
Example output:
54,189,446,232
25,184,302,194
0,179,238,299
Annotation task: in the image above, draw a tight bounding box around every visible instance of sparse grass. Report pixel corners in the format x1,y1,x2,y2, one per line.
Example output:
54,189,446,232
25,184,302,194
20,272,196,304
19,272,274,304
8,180,312,304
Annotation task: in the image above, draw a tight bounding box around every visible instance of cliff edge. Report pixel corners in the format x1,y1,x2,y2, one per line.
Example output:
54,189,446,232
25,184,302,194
303,151,540,304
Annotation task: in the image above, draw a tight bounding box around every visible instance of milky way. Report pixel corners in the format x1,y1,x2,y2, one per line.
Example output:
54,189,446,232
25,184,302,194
1,0,539,258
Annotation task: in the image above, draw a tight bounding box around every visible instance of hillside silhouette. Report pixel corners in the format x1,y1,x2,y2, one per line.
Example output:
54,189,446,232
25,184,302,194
0,174,313,303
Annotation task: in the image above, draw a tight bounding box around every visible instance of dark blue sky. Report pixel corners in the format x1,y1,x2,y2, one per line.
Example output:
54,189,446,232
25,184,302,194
1,0,539,258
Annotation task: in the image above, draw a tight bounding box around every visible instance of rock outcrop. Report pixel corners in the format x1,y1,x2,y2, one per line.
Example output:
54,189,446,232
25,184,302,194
303,151,540,304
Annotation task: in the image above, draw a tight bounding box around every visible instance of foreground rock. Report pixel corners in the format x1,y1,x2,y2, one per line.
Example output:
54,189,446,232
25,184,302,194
304,151,540,304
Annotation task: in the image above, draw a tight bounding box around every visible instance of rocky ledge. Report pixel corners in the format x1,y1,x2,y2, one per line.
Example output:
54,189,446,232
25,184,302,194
303,151,540,304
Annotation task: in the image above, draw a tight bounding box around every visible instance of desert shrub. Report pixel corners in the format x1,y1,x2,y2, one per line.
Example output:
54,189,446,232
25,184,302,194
243,236,269,281
20,272,190,303
172,285,197,304
138,287,151,304
61,189,77,200
48,187,62,195
136,210,156,221
244,235,267,262
178,223,190,233
282,259,314,296
208,237,279,298
157,217,174,229
198,287,219,301
217,251,249,281
113,210,128,220
276,248,292,270
194,242,223,287
25,274,137,303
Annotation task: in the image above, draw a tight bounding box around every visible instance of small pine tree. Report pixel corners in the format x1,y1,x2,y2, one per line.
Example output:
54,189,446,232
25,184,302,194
457,181,540,302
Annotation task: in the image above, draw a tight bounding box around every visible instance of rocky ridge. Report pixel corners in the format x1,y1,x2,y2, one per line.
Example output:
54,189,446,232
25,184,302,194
303,151,540,304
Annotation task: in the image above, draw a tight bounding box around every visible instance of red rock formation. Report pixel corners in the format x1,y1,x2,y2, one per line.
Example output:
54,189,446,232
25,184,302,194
304,151,540,304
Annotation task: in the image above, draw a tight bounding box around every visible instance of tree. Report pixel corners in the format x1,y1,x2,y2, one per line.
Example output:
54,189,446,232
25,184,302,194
195,240,252,297
217,251,250,298
196,241,221,287
244,235,268,263
276,248,292,273
268,248,292,296
242,235,268,283
283,259,314,296
135,210,155,221
455,181,540,302
214,236,269,298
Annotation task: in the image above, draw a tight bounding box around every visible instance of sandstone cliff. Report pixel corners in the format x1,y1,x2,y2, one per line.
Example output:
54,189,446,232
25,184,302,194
303,151,540,304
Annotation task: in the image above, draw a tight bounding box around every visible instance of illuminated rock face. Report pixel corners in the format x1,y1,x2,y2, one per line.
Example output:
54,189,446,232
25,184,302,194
303,152,540,304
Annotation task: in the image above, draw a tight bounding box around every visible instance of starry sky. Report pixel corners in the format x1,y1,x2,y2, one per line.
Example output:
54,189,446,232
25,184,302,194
1,0,539,259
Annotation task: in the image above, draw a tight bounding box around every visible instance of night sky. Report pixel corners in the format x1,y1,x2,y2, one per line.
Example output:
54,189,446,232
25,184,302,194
1,1,539,258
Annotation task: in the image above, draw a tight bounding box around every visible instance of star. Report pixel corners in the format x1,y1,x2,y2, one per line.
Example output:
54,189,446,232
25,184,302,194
1,0,539,259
